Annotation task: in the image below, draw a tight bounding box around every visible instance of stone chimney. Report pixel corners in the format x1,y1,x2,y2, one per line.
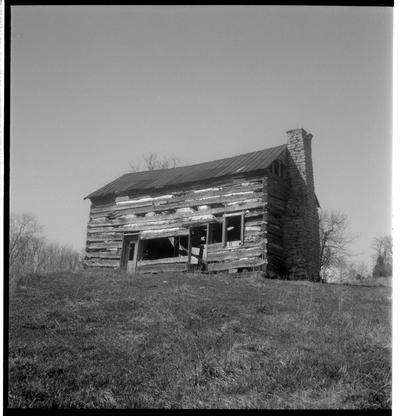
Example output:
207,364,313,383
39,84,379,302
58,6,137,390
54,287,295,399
283,128,320,281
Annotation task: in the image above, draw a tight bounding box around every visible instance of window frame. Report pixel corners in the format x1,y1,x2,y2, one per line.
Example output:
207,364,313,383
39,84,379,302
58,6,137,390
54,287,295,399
222,211,245,247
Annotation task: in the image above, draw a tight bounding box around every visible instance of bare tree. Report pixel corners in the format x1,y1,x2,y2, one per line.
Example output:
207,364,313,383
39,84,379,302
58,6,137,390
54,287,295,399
319,210,355,281
9,212,83,285
372,235,392,277
9,213,44,272
129,153,181,172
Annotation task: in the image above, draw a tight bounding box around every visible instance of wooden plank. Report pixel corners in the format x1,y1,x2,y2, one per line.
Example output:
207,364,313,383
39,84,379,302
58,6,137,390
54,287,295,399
245,219,267,227
117,193,263,215
87,242,122,250
136,262,188,274
139,227,189,240
90,187,263,217
207,247,263,262
240,211,245,244
245,229,266,238
205,223,210,262
84,259,120,268
87,200,267,231
90,201,117,212
245,225,262,233
89,176,265,210
222,216,226,246
207,240,264,253
137,256,189,266
207,258,266,272
245,234,268,243
132,240,140,273
91,192,264,219
86,233,123,242
84,263,118,269
85,252,121,259
187,227,192,271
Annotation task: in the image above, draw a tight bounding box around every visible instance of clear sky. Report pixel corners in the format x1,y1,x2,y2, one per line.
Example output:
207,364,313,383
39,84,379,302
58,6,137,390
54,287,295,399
10,5,392,268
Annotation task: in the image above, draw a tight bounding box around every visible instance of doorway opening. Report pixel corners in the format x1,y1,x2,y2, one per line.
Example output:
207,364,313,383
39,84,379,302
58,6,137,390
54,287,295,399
121,234,139,274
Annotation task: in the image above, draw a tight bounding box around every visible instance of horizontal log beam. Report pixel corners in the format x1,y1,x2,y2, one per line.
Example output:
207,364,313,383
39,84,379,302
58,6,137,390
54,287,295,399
137,256,189,266
207,258,266,272
85,252,121,259
207,247,263,262
87,201,267,232
136,263,188,274
89,181,265,216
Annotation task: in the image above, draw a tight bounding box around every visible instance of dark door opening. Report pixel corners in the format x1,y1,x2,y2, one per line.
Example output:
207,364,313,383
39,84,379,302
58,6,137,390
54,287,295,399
121,234,139,274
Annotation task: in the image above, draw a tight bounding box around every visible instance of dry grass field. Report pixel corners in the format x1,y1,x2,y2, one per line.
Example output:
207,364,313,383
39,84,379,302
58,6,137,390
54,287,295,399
8,271,391,409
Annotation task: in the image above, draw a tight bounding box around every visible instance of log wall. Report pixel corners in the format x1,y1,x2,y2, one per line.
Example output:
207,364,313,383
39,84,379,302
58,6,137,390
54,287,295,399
85,170,289,275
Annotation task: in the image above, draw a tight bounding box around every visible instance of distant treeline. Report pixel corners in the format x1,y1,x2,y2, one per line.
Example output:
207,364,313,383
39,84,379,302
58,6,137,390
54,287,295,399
9,212,82,283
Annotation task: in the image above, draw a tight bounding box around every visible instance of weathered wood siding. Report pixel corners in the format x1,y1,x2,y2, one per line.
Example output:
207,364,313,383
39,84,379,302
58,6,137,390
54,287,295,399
264,150,289,277
264,175,289,276
85,174,274,273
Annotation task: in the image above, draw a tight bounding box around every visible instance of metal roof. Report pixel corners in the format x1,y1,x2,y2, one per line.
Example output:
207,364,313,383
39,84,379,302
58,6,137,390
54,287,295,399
85,144,287,200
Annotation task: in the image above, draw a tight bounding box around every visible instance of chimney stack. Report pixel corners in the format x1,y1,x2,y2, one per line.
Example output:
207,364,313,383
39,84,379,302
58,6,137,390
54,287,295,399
283,128,320,281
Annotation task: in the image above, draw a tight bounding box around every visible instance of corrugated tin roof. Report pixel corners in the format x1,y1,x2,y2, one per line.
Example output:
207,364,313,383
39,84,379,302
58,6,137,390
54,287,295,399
85,144,287,200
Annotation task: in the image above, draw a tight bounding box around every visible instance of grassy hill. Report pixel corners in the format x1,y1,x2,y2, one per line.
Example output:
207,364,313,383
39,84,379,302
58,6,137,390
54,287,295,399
8,271,391,409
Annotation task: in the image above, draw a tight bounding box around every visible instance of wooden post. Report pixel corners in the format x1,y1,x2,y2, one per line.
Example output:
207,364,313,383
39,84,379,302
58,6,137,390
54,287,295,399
222,216,227,247
241,211,245,244
204,223,210,265
120,243,127,272
132,239,139,274
173,236,179,257
187,227,192,271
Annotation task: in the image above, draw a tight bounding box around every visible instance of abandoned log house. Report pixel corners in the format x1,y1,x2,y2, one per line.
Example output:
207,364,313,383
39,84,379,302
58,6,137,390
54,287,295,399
84,128,320,280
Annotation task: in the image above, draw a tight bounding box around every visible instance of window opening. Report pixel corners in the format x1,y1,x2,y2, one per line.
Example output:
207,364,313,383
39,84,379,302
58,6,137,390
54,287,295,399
140,236,190,260
208,222,223,243
270,160,285,177
141,237,175,260
226,215,242,242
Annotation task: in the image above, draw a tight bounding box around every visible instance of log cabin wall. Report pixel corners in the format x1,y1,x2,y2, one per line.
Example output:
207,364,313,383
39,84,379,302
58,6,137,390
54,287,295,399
84,173,274,274
264,150,290,277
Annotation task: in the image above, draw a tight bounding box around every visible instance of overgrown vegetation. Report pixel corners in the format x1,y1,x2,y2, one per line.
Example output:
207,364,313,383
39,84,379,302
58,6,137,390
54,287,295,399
319,210,392,283
8,271,391,409
9,212,82,291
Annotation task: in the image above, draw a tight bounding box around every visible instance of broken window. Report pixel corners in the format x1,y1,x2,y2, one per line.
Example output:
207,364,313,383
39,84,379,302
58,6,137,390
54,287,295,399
221,213,244,246
226,215,242,242
208,222,223,244
140,236,190,260
191,226,207,247
141,237,175,260
177,236,189,257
